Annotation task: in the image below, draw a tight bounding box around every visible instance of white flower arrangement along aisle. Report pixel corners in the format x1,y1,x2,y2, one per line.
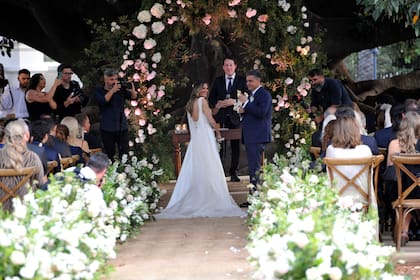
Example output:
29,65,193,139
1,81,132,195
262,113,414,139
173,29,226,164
0,153,163,279
246,154,404,280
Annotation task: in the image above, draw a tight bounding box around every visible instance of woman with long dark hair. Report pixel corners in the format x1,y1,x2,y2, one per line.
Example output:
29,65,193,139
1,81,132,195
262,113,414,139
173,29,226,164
25,73,60,121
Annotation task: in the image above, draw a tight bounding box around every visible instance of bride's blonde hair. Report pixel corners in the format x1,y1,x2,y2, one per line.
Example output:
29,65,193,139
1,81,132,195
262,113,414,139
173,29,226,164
186,82,206,115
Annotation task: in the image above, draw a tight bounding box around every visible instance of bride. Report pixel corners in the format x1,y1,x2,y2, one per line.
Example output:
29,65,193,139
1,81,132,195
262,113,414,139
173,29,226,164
156,82,245,219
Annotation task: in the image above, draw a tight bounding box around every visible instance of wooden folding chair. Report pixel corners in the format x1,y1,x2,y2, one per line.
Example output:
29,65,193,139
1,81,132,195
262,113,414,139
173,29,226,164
60,154,80,170
378,147,387,157
47,160,58,175
323,154,384,212
90,148,102,155
391,154,420,251
0,167,36,211
310,146,321,160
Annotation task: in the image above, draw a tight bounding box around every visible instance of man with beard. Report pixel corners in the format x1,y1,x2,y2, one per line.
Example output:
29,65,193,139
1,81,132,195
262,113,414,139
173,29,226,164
308,68,353,114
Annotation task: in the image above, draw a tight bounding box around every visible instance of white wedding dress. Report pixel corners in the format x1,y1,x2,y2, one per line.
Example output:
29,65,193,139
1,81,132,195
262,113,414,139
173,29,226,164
157,97,246,219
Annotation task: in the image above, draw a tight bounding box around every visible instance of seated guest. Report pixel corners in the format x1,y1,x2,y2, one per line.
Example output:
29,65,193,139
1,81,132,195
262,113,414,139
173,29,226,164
61,116,90,164
385,110,420,245
321,119,337,159
56,123,84,165
325,107,375,209
335,105,379,155
4,118,48,181
374,103,404,149
0,119,45,211
75,112,103,149
30,120,61,174
54,124,73,158
64,152,111,214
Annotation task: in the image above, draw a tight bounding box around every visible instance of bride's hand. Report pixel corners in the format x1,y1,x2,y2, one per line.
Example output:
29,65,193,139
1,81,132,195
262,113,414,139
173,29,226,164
217,137,224,143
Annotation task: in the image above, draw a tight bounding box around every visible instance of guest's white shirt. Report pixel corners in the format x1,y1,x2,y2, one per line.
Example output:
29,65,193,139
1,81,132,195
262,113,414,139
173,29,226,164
325,144,375,209
11,86,29,118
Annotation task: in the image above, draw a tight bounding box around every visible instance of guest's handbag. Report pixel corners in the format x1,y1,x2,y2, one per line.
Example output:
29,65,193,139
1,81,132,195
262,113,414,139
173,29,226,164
174,111,188,134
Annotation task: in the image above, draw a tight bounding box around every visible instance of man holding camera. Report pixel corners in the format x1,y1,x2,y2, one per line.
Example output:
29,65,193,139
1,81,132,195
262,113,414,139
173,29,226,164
53,64,88,121
94,68,137,160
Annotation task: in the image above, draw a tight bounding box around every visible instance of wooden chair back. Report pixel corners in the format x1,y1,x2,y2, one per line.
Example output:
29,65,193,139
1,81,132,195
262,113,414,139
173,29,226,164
0,166,37,205
59,154,80,170
90,148,102,155
310,146,321,160
391,153,420,250
378,147,387,157
323,154,384,210
47,160,58,175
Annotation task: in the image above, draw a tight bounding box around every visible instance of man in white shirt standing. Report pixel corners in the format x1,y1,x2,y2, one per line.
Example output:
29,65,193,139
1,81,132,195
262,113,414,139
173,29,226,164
1,68,30,119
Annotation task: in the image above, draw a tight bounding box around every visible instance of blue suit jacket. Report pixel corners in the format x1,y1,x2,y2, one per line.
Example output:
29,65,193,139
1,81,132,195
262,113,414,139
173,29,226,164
374,127,396,148
241,86,272,144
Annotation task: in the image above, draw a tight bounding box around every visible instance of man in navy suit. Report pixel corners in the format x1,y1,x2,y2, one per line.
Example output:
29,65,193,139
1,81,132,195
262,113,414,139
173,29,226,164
238,70,272,198
209,57,247,182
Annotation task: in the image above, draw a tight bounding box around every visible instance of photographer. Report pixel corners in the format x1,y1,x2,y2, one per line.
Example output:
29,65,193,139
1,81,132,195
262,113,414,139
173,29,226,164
94,68,137,160
53,63,88,121
0,63,14,119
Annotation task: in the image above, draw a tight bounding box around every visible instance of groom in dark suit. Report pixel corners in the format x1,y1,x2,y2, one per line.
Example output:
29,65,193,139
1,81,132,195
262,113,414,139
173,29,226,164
209,57,247,182
238,70,272,196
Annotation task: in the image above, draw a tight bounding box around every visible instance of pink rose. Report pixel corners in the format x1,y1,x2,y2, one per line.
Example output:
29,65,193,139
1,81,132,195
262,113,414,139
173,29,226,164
246,8,257,18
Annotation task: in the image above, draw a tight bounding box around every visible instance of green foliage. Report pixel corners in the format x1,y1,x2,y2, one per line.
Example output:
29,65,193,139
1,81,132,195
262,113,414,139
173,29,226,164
357,0,420,36
74,0,326,179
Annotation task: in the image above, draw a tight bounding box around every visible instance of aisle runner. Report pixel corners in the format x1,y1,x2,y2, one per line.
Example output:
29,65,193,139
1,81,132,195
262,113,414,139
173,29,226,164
107,217,252,280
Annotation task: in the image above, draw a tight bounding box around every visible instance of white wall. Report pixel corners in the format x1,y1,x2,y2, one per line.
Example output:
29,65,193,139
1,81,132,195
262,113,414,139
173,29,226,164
0,42,82,89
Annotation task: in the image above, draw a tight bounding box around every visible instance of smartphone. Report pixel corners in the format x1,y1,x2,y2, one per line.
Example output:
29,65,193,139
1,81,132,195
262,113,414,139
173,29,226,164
57,71,62,79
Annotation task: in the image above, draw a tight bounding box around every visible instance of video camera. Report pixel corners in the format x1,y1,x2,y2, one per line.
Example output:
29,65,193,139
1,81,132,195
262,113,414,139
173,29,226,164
118,78,132,90
0,78,9,88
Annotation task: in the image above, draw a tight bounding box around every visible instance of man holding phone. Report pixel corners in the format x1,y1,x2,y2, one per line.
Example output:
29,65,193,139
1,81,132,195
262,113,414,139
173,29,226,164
53,63,88,121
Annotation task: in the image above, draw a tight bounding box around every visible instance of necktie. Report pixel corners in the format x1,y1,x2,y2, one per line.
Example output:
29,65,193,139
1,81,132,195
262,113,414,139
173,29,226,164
227,77,232,95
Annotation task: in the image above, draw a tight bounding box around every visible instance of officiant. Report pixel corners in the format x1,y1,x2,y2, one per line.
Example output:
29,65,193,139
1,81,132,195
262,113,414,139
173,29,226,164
209,56,247,182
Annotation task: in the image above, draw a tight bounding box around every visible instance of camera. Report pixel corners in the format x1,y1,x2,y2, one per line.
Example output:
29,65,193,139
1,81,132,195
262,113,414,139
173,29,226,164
70,81,87,104
118,78,132,90
0,78,9,88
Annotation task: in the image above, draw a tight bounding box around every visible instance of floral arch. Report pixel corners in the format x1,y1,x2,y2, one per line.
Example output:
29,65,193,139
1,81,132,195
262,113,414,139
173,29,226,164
84,0,323,176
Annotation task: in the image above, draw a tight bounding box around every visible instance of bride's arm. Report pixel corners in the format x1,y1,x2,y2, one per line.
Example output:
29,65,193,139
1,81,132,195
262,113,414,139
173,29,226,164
202,98,221,139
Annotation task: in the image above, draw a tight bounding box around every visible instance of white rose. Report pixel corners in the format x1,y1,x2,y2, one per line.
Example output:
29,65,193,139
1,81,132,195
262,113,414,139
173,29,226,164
150,3,165,18
137,10,152,23
132,24,148,39
151,21,165,34
10,251,26,265
308,174,318,184
151,52,162,63
144,38,157,50
126,194,134,202
328,267,343,280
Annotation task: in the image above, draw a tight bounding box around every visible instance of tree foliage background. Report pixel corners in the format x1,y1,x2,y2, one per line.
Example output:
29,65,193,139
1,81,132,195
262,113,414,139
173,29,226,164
74,0,326,178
